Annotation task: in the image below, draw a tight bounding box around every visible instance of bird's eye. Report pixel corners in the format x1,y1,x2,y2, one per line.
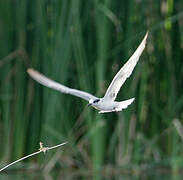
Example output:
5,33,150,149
93,99,100,103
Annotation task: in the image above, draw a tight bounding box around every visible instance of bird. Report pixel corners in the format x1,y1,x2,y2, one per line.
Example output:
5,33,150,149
27,32,148,113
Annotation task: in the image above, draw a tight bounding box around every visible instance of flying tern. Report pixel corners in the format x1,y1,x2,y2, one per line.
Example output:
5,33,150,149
27,32,148,113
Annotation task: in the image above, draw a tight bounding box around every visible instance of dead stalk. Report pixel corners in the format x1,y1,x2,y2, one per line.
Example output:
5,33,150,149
0,141,68,173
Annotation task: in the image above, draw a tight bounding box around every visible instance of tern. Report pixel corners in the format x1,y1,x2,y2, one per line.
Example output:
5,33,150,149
27,32,148,113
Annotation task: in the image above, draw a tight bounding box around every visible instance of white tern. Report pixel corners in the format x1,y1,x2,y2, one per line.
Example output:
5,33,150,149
28,32,148,113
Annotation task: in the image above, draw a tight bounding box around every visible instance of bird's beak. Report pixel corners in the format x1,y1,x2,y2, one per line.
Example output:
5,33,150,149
87,103,92,107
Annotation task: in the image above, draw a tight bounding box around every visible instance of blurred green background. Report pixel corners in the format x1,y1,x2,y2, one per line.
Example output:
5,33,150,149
0,0,183,179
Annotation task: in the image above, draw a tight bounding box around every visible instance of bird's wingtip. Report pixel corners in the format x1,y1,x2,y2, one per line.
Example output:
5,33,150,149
144,31,149,42
27,68,41,77
27,68,34,74
146,31,149,36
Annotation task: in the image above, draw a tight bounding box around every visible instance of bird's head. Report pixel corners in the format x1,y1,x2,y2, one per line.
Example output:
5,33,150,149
88,99,100,107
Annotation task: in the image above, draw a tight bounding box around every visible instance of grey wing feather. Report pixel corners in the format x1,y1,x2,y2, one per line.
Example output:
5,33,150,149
27,69,97,102
104,32,148,101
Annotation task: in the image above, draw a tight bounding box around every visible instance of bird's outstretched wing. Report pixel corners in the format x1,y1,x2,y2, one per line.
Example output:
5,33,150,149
103,32,148,101
27,69,97,102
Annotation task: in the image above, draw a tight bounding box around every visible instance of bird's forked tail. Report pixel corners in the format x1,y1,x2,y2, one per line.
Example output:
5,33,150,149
117,98,135,111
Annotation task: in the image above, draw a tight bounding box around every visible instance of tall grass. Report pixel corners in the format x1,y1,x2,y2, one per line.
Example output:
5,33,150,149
0,0,183,177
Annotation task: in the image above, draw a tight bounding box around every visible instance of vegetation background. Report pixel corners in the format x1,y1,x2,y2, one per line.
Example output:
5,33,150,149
0,0,183,179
